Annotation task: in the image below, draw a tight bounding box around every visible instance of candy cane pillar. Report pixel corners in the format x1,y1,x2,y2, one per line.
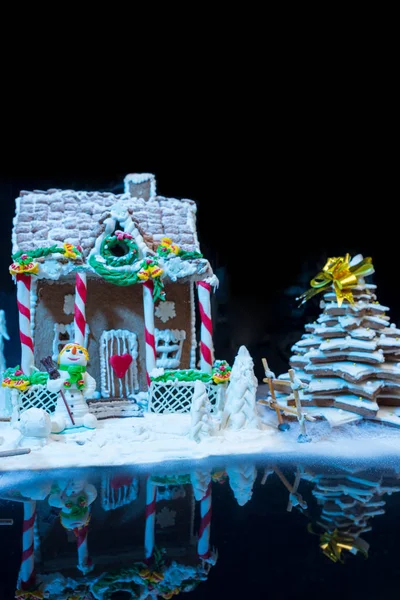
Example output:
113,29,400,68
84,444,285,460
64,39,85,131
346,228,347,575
144,477,157,562
197,482,212,560
143,281,156,386
74,271,87,346
197,281,214,373
16,274,34,375
75,524,93,574
19,501,36,590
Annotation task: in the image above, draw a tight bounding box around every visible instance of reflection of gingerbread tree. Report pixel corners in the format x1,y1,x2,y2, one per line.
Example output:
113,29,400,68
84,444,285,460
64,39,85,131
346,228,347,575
280,255,400,423
303,469,400,562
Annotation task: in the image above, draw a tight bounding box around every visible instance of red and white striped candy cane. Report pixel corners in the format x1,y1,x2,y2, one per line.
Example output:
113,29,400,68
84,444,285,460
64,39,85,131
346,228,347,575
75,523,93,574
144,477,157,562
197,482,212,560
74,271,87,346
143,281,156,386
197,281,214,373
16,274,34,375
19,501,36,590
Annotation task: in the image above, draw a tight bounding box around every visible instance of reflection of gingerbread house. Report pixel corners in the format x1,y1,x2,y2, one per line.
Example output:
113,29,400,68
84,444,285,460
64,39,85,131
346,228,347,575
37,473,198,573
10,174,218,415
8,470,216,599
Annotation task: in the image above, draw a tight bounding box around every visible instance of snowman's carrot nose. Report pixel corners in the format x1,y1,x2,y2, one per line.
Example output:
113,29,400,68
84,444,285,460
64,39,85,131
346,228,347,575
72,346,77,355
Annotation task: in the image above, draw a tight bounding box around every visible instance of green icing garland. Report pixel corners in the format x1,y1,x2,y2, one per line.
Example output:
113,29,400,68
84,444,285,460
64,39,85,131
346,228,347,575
151,369,212,383
89,234,204,303
12,244,82,263
150,363,231,385
88,254,166,302
151,474,192,485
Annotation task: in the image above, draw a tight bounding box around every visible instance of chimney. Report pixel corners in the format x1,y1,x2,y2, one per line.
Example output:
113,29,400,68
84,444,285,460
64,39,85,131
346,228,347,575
124,173,156,200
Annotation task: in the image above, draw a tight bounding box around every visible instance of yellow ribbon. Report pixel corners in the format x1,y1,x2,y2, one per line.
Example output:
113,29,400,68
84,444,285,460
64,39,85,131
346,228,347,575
299,254,374,307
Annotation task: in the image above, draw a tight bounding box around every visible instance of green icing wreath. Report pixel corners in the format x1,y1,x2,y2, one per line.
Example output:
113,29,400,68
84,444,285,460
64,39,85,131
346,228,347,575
100,232,139,267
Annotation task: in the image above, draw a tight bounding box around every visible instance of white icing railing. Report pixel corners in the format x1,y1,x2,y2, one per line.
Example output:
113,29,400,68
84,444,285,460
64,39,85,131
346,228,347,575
155,329,186,369
148,380,226,414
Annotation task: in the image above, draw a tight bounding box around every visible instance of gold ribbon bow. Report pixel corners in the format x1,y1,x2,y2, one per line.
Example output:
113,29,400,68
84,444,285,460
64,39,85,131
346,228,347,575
319,529,368,563
63,243,78,260
161,237,180,255
298,254,374,307
137,264,164,281
139,567,165,584
9,261,39,276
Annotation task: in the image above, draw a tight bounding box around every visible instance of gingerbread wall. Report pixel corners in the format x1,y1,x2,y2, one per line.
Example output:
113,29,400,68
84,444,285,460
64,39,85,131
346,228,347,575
34,278,193,393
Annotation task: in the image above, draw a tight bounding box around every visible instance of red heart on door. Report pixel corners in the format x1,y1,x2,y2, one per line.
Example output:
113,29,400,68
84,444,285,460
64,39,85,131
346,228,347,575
109,354,133,378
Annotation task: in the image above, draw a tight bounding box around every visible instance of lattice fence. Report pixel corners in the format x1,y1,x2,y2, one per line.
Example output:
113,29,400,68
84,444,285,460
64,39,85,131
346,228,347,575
148,380,226,414
14,384,59,416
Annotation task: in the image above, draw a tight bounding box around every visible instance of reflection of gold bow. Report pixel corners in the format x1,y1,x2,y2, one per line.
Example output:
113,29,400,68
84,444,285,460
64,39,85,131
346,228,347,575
299,254,374,307
161,588,181,599
139,567,164,584
319,529,368,563
15,590,44,600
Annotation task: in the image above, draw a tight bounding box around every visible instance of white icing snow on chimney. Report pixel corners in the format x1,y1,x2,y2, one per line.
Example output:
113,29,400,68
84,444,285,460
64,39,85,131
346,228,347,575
124,173,156,201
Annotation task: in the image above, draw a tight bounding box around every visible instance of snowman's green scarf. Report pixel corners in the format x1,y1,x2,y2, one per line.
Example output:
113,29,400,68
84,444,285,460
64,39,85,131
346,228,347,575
59,364,86,390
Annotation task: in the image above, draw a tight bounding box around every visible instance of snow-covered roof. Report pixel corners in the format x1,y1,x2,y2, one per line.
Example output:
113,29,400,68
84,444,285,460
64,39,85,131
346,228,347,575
11,174,214,281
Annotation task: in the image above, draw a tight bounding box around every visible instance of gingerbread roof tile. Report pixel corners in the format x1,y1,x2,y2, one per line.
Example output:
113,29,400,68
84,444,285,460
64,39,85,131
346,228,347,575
12,183,200,258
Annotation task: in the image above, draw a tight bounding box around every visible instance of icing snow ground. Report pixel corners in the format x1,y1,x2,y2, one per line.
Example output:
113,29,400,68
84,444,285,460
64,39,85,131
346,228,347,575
3,407,400,472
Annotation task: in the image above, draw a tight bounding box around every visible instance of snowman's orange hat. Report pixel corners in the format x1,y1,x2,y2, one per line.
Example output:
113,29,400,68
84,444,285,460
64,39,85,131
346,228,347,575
58,343,89,362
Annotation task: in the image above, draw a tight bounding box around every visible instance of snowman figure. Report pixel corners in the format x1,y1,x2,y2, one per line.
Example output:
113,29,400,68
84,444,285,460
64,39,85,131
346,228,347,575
48,479,97,575
47,343,97,432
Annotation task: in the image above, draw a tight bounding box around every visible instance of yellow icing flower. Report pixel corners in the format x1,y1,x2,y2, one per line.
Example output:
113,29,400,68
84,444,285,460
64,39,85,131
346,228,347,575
63,243,78,259
9,261,39,276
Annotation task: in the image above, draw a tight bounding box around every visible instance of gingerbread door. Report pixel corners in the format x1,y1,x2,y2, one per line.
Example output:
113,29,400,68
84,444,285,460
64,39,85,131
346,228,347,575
100,329,139,398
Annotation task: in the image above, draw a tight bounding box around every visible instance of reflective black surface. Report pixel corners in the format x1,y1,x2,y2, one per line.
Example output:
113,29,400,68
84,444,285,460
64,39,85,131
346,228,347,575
2,460,400,600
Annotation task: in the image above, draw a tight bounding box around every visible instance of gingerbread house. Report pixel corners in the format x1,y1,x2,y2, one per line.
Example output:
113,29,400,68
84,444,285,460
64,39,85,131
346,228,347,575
9,173,219,416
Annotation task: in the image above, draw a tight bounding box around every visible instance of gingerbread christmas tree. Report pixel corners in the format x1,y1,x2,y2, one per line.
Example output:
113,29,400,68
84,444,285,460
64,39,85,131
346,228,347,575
303,469,400,562
277,254,400,424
